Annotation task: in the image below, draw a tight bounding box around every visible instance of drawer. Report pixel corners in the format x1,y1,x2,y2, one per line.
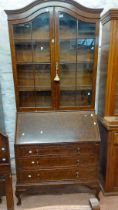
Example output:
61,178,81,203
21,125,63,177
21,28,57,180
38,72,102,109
15,143,99,158
0,137,8,153
0,136,9,164
17,167,97,184
16,153,98,169
0,147,9,164
0,165,11,173
114,133,118,145
0,151,9,164
0,155,9,164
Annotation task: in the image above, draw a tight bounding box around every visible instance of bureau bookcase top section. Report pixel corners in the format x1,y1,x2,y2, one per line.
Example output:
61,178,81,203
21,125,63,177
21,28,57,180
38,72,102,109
5,0,103,112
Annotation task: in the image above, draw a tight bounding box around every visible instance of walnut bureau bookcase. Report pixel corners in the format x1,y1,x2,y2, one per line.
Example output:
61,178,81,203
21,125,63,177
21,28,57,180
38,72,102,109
5,0,102,205
97,10,118,194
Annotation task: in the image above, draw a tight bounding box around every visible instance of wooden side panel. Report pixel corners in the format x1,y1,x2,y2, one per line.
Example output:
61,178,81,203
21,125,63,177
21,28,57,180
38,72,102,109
112,21,118,115
111,132,118,191
104,20,118,116
98,121,107,182
97,21,110,116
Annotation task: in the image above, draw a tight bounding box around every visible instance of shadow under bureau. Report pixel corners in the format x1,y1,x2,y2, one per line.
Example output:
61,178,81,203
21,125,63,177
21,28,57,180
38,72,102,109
15,111,100,205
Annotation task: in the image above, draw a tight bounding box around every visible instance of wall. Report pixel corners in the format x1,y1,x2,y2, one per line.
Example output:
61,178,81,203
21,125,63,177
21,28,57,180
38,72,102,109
0,0,118,171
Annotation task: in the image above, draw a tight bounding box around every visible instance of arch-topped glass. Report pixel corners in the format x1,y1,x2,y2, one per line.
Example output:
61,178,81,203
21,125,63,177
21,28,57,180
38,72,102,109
13,12,52,108
7,2,102,111
59,12,96,107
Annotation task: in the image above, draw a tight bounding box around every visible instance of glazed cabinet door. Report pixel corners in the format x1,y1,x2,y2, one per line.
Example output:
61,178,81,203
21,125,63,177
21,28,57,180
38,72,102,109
55,9,96,109
11,6,98,111
13,9,54,110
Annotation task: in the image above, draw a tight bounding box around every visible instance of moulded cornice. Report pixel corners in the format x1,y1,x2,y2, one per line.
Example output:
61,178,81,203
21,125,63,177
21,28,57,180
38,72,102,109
101,9,118,25
5,0,103,21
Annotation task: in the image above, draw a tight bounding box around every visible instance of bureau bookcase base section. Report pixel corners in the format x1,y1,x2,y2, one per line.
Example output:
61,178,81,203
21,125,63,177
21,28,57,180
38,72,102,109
97,10,118,194
15,111,100,205
5,0,103,205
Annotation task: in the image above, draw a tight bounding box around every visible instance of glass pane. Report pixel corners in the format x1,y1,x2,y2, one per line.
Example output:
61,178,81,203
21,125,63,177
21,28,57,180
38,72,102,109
77,63,93,90
32,13,49,40
33,41,50,63
13,12,51,109
78,22,96,38
60,91,76,107
19,91,35,107
59,12,77,107
59,12,77,39
36,91,51,107
59,14,95,108
17,65,34,88
35,64,51,90
13,23,32,39
34,64,52,107
76,90,92,106
60,40,76,63
76,21,95,106
77,39,94,63
60,64,76,90
15,43,32,63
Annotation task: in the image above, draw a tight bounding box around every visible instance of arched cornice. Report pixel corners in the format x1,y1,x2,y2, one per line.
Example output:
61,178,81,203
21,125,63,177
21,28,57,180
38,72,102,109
5,0,103,21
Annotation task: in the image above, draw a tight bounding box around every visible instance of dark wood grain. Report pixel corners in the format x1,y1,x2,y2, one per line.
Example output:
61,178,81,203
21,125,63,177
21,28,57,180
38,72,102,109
98,10,118,116
14,112,100,204
0,133,14,210
99,117,118,194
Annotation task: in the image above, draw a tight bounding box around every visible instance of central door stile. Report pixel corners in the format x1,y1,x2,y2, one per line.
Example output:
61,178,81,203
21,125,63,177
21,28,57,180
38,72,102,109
54,7,60,110
49,7,57,110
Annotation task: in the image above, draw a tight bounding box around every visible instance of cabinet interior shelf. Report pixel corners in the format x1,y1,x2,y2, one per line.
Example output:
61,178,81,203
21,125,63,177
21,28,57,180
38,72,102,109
18,86,51,91
16,61,93,65
14,39,50,43
14,36,95,43
18,85,92,91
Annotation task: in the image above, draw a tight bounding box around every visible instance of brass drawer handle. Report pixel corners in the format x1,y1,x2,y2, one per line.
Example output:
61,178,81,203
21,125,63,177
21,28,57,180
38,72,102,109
28,175,32,178
76,172,79,178
31,161,35,164
1,147,5,151
2,158,6,162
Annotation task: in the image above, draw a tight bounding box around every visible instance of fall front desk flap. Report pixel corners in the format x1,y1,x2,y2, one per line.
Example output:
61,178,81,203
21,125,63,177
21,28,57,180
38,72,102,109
16,111,100,144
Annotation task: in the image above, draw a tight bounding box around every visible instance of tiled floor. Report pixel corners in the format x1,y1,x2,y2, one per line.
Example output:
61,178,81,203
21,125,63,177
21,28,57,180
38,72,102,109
0,177,118,210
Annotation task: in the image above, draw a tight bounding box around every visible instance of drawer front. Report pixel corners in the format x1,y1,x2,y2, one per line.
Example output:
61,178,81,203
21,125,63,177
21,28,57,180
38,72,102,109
15,143,99,158
0,137,8,152
17,167,97,184
0,140,9,163
16,153,98,169
0,154,9,164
